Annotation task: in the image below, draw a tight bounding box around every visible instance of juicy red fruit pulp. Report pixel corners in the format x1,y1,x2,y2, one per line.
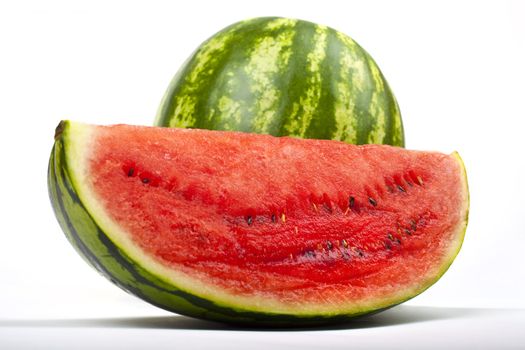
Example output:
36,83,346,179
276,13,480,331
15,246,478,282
89,125,464,304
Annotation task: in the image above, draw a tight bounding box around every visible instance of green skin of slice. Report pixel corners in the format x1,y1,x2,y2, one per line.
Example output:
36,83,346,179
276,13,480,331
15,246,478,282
155,17,405,147
48,121,468,326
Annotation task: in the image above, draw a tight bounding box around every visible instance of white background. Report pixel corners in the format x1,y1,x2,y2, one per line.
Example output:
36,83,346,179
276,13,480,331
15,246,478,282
1,0,524,348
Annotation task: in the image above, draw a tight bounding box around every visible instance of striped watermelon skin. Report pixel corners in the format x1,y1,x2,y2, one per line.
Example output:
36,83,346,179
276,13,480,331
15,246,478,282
47,121,377,326
156,17,404,146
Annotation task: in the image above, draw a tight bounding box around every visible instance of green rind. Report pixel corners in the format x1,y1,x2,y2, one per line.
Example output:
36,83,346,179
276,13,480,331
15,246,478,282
48,121,389,326
155,17,404,147
48,121,468,326
438,152,470,275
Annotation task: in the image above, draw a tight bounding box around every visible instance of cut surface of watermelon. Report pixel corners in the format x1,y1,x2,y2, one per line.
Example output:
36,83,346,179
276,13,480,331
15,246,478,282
49,121,468,323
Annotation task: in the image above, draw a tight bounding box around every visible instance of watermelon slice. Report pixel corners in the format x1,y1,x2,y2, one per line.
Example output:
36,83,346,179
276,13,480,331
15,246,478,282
48,121,469,325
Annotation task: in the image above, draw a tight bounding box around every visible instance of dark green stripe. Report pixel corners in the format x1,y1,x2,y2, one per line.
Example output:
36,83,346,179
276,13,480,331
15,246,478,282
305,27,338,140
48,142,97,271
276,20,317,136
363,50,394,146
381,70,404,147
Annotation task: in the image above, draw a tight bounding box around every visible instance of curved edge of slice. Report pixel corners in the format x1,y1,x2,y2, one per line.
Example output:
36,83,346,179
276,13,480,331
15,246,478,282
48,121,469,325
391,151,470,307
437,151,470,276
48,121,309,326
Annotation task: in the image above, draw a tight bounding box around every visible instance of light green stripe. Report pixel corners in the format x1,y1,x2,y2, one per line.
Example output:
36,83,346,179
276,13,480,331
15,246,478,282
265,17,297,30
244,25,296,133
336,30,357,48
366,62,386,144
336,32,367,96
333,49,358,143
216,95,242,128
366,93,386,144
391,100,404,146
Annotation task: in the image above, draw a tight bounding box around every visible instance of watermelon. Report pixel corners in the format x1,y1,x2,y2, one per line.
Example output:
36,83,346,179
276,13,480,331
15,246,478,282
48,121,468,326
155,17,404,146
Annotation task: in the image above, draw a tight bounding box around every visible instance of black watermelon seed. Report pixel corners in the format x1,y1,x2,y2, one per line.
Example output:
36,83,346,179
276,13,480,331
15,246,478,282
385,242,392,250
127,168,135,177
326,240,333,250
353,248,364,257
410,219,417,231
397,185,406,193
404,228,412,236
349,196,355,208
246,216,253,226
368,197,377,206
271,214,277,223
142,178,150,184
305,250,315,258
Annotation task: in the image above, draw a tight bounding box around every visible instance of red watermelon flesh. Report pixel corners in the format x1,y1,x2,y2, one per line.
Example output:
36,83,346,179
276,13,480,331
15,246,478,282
65,122,468,315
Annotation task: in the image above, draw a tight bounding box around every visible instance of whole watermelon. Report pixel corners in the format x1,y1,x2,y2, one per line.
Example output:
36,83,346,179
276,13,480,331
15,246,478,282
156,17,404,146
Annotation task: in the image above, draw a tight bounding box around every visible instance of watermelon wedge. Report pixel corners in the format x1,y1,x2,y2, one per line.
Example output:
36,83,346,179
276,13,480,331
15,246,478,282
48,121,469,325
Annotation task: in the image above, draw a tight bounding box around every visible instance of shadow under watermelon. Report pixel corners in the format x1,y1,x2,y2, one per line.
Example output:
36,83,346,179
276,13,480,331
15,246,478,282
0,305,492,331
